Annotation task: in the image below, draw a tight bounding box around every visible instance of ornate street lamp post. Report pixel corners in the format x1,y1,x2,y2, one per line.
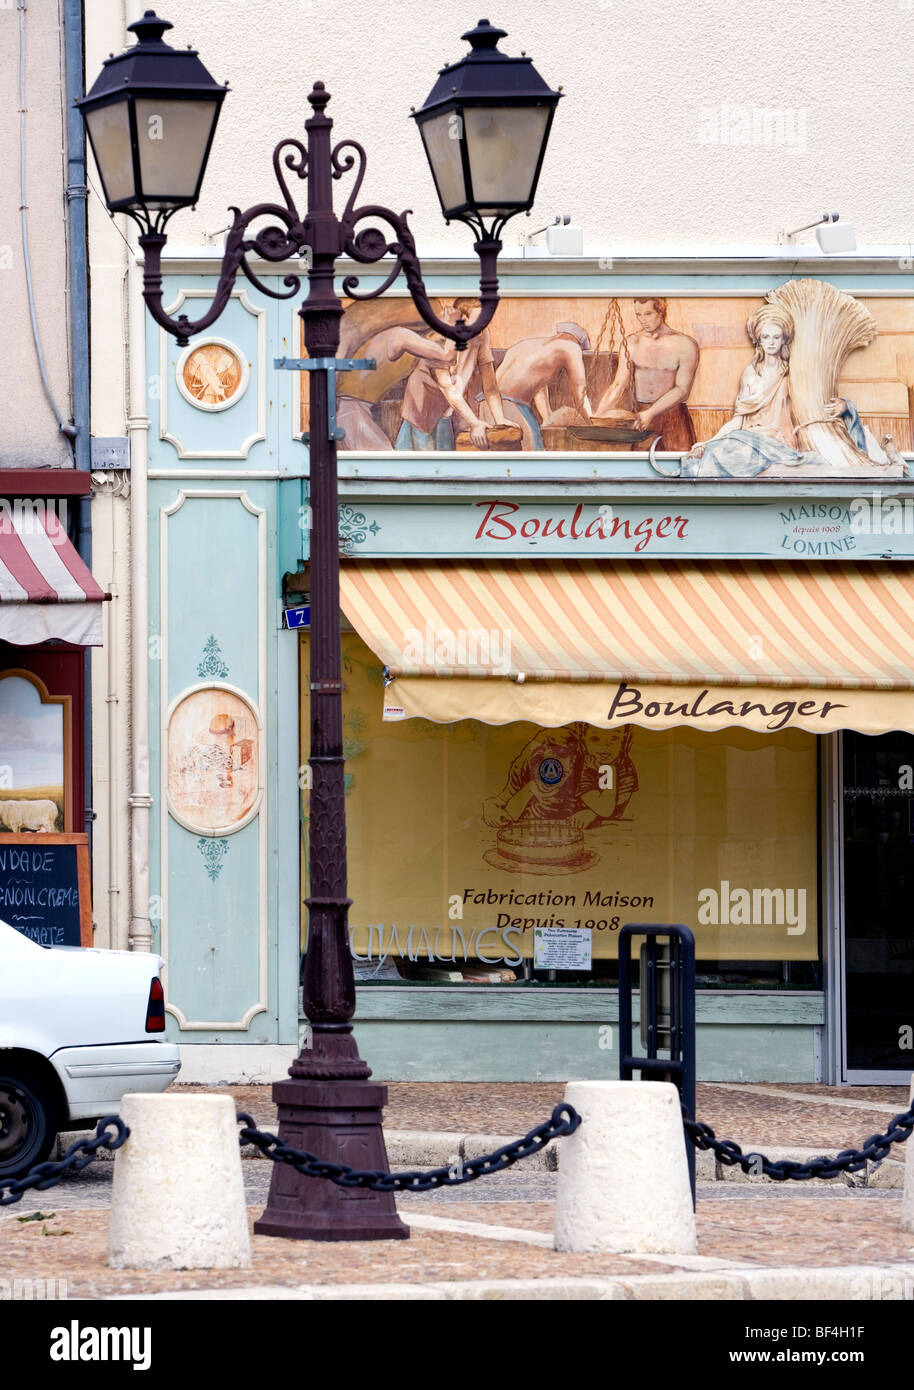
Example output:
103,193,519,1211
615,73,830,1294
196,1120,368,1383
81,10,561,1240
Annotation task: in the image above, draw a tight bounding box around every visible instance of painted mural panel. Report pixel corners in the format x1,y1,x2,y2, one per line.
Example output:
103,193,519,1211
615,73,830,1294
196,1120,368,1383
302,280,914,479
167,687,259,834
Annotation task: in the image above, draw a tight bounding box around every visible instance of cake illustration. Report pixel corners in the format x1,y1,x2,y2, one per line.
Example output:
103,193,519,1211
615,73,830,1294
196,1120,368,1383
484,819,598,875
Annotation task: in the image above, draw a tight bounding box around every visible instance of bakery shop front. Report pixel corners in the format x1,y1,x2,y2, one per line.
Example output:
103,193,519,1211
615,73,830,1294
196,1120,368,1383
296,526,914,1087
290,272,914,1087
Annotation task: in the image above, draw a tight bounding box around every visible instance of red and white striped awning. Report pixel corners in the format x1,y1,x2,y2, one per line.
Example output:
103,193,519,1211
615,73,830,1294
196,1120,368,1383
0,504,104,646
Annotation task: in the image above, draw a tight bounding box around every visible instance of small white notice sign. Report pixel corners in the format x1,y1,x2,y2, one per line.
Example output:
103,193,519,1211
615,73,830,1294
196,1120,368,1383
533,927,592,971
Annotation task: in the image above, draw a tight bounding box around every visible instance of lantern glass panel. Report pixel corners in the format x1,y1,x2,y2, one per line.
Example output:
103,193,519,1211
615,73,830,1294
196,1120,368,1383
463,105,550,211
85,101,135,205
134,98,220,208
419,110,468,215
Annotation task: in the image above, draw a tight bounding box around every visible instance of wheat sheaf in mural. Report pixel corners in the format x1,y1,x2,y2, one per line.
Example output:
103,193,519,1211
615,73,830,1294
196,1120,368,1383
768,279,890,475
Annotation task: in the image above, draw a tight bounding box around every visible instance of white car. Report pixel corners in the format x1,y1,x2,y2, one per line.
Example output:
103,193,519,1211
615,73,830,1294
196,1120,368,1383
0,921,180,1180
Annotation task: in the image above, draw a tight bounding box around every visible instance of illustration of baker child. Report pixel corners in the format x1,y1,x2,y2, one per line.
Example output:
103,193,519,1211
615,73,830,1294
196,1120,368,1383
572,724,638,827
483,726,584,826
483,722,637,828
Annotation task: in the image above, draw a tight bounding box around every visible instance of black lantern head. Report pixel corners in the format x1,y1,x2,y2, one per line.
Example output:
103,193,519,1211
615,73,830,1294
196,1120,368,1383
412,19,561,241
78,10,227,235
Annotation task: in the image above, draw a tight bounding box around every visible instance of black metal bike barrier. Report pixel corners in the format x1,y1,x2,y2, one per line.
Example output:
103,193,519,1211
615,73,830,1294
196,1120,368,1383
618,923,698,1201
617,921,914,1192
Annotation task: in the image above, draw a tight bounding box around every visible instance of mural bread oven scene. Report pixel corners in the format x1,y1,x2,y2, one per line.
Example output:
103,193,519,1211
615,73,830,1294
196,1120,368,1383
301,279,913,478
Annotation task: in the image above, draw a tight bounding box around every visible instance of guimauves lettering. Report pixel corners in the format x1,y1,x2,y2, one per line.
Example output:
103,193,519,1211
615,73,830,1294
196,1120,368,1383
608,682,847,731
350,891,656,965
474,500,690,551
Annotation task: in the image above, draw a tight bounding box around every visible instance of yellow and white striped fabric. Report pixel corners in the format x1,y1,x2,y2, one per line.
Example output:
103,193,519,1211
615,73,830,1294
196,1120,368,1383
339,559,914,734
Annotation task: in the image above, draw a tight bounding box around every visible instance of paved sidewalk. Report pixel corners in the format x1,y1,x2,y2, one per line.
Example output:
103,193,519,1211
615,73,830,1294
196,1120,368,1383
183,1079,912,1147
7,1081,911,1301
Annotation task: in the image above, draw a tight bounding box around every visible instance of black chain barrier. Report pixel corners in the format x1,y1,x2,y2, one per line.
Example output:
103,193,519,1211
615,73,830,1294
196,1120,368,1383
3,1093,913,1202
236,1103,581,1192
0,1117,128,1207
682,1096,914,1181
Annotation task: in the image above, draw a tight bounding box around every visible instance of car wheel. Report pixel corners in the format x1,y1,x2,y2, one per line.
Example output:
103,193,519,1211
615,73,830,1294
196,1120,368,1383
0,1069,57,1181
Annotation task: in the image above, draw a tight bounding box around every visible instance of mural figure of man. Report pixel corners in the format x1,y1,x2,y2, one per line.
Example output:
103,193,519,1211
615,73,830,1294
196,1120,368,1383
487,322,595,449
594,298,699,451
333,325,460,449
395,298,511,450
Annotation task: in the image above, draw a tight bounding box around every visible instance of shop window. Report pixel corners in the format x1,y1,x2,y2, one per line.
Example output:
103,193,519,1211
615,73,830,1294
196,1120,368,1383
300,635,821,989
0,671,67,833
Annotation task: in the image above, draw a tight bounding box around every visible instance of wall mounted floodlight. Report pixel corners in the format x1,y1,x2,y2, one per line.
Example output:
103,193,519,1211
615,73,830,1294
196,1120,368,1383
779,212,856,253
524,213,583,255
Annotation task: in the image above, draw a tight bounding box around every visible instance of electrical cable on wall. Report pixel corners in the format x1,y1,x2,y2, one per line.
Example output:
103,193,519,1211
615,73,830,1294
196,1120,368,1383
18,0,77,445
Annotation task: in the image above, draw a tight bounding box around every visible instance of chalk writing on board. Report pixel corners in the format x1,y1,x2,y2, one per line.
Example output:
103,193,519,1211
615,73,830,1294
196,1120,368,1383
0,843,84,946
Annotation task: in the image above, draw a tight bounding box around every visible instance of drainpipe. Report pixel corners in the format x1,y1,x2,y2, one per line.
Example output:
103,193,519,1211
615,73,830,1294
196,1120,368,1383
127,242,152,954
63,0,94,852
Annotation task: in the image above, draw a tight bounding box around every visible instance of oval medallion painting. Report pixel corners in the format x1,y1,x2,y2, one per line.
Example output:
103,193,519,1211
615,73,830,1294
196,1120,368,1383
167,689,260,833
177,338,248,412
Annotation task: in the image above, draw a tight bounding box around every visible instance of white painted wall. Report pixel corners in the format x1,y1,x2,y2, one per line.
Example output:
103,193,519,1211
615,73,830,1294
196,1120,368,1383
0,0,73,467
87,0,914,255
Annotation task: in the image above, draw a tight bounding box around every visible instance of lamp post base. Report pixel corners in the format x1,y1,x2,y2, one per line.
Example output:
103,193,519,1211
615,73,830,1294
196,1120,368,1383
253,1077,410,1242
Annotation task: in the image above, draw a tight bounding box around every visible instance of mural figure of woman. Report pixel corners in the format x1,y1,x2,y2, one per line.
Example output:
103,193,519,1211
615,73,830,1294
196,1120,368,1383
680,305,855,478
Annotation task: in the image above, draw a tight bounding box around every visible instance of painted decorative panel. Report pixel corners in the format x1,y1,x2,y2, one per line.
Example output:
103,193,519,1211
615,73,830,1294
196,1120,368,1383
165,816,266,1031
162,494,264,705
156,488,272,1033
158,287,267,461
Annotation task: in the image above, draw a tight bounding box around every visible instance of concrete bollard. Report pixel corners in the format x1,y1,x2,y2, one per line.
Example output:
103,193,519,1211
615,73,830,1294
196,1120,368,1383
108,1093,252,1270
554,1080,697,1255
903,1078,914,1233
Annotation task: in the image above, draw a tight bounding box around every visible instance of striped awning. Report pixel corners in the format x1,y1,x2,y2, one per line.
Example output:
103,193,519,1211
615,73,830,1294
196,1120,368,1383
0,504,105,646
339,559,914,734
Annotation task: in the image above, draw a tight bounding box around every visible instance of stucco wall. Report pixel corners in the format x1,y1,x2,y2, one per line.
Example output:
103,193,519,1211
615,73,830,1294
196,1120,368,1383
91,0,914,255
0,0,73,468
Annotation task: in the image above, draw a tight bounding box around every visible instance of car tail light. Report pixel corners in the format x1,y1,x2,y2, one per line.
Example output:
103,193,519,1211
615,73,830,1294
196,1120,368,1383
146,977,166,1033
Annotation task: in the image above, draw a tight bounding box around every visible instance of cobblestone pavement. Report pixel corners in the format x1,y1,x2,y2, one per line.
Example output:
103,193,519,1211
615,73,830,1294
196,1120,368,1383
177,1079,912,1149
3,1080,909,1298
1,1182,912,1298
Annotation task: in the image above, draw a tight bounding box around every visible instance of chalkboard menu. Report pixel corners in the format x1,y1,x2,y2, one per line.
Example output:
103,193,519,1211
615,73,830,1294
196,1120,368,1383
0,833,91,946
